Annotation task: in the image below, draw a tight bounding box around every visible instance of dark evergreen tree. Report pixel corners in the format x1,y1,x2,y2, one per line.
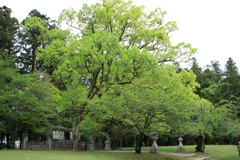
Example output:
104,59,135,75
18,9,57,74
224,58,240,98
190,58,232,149
0,6,19,61
201,61,225,105
211,60,222,81
189,57,203,95
222,58,240,119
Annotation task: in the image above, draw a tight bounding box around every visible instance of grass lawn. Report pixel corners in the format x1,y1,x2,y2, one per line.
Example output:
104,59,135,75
0,149,186,160
124,145,240,160
0,145,238,160
166,145,239,160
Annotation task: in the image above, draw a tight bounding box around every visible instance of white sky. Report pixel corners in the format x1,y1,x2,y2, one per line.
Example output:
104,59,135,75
2,0,240,69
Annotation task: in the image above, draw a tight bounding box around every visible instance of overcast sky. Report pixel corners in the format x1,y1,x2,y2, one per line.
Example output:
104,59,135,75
3,0,240,69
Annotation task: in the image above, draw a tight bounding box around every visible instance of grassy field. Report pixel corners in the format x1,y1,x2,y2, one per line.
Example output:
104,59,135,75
144,145,239,160
0,145,238,160
138,145,239,160
0,149,186,160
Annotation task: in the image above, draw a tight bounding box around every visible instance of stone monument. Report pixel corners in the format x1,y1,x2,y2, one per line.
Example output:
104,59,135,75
104,135,112,151
176,134,185,153
22,134,28,150
52,126,66,141
46,133,52,151
86,136,94,151
149,132,160,154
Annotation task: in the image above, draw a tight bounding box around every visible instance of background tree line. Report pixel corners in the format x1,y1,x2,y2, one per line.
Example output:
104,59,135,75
0,0,239,154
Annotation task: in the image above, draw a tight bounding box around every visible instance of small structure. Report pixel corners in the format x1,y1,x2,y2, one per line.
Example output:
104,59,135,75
176,134,185,153
104,135,112,151
22,126,86,151
149,132,160,154
52,126,67,141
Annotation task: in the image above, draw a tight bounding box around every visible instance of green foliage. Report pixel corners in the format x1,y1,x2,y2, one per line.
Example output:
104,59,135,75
80,114,106,139
0,6,19,59
17,9,57,74
34,0,198,152
0,55,60,146
59,0,196,64
224,58,240,98
95,66,207,143
189,57,240,145
3,0,240,151
13,0,198,152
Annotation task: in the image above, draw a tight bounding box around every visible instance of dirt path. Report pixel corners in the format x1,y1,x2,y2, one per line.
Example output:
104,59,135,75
102,150,211,160
161,152,211,160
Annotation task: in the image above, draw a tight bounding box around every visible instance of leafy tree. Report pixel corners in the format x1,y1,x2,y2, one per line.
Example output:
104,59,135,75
192,102,229,152
35,0,197,151
95,68,203,153
0,54,60,148
58,83,88,149
0,54,17,133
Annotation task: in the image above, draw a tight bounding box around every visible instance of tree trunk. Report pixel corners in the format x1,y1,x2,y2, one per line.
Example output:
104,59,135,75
10,123,19,149
120,139,122,148
135,132,143,154
72,116,80,151
19,131,23,149
6,134,10,149
72,124,79,151
196,136,205,152
71,101,80,151
147,137,150,147
32,47,37,73
0,132,3,144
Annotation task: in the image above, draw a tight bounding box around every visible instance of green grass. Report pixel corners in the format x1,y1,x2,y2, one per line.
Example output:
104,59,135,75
0,145,239,160
0,149,186,160
124,145,239,160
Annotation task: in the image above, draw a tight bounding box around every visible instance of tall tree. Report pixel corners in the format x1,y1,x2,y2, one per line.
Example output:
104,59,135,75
190,57,203,95
201,61,225,105
0,6,19,61
18,9,56,74
222,58,240,125
224,58,240,98
36,0,197,151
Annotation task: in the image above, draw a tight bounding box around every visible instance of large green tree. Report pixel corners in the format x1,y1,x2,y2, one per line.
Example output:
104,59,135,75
34,0,197,151
98,68,204,153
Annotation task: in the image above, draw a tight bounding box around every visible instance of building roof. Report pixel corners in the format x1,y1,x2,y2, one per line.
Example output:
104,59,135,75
52,126,67,131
